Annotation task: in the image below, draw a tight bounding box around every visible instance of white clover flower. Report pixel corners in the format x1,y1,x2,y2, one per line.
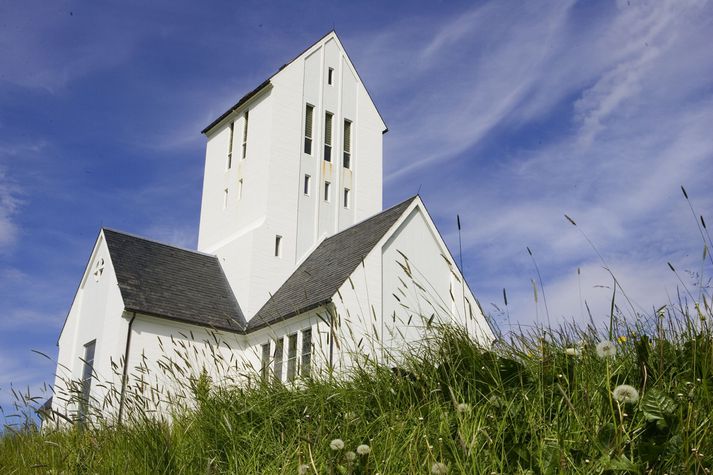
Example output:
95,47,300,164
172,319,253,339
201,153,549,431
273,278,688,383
613,384,639,404
298,464,310,475
357,444,371,455
330,438,345,451
596,340,616,358
456,403,471,414
431,462,449,474
565,347,580,357
345,451,356,462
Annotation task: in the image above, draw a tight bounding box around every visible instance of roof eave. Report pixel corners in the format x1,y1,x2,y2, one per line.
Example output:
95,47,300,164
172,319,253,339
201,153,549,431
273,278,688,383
201,79,272,135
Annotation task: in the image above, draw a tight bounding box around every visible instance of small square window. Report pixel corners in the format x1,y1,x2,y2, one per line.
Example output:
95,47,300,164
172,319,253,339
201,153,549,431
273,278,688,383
328,67,334,85
343,188,350,209
223,188,229,209
304,174,311,196
274,235,282,257
238,179,243,199
324,181,331,202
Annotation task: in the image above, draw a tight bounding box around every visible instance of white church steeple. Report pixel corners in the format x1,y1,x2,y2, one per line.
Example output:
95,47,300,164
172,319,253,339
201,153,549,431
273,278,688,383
197,31,387,319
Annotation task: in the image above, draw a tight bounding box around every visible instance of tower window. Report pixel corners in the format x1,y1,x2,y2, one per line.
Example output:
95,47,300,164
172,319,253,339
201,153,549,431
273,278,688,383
286,333,298,381
324,112,333,162
238,179,243,199
274,235,282,257
324,181,331,202
328,67,334,85
227,121,235,169
304,104,314,155
343,188,350,209
242,110,249,159
273,338,284,382
300,328,312,377
304,174,311,196
223,188,229,209
343,120,351,169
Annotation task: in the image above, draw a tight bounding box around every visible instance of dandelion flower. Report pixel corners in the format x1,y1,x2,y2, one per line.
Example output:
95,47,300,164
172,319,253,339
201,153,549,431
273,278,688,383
596,340,616,358
431,462,449,474
456,403,471,414
330,438,345,451
618,335,627,344
298,464,310,475
613,385,639,404
565,347,580,357
345,451,356,462
357,444,371,455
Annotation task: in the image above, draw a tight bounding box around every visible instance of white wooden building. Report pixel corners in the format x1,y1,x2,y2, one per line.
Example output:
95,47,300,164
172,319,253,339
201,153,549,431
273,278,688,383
49,31,494,423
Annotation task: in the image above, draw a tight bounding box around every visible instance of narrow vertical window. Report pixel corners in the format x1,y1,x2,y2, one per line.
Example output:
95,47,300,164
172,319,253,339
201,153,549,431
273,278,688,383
274,235,282,257
227,122,234,169
324,181,331,202
343,120,351,169
300,328,312,377
343,188,350,209
304,104,314,155
223,188,229,209
304,174,311,196
273,338,284,382
324,112,333,162
79,340,96,419
328,67,334,85
260,342,270,380
241,110,249,159
286,333,298,381
237,179,243,199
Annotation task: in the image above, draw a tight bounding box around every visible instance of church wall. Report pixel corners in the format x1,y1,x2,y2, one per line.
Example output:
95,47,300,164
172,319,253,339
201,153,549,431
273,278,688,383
354,84,383,222
52,232,128,422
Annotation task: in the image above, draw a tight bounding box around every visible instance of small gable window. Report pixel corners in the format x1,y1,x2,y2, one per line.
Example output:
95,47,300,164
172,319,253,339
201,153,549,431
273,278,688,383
324,181,331,202
328,67,334,85
304,174,311,196
274,235,282,257
343,188,350,209
93,258,105,282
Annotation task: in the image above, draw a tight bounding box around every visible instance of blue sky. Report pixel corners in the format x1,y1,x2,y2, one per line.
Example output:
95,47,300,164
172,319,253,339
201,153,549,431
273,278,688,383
2,0,712,422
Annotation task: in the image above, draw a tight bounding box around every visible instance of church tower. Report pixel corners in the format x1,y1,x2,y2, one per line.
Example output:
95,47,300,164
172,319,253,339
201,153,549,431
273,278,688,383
197,31,387,319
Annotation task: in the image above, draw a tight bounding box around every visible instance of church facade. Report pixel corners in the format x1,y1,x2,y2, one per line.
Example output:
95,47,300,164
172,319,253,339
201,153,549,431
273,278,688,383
49,31,494,423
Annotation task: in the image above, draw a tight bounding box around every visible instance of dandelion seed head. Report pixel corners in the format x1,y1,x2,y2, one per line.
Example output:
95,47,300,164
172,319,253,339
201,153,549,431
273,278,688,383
456,403,471,414
345,451,356,462
298,464,310,475
431,462,449,474
596,340,616,358
330,438,345,451
357,444,371,455
612,384,639,404
565,347,580,357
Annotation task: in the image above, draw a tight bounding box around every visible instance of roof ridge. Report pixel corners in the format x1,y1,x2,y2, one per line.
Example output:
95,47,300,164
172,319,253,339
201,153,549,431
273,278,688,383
101,228,215,258
322,195,418,243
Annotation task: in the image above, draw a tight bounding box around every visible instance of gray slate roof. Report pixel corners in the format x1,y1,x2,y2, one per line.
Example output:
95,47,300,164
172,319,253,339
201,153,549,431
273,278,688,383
103,229,246,332
248,196,417,330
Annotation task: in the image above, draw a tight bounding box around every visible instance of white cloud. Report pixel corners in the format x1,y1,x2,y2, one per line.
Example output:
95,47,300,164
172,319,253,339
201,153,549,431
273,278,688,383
0,169,20,251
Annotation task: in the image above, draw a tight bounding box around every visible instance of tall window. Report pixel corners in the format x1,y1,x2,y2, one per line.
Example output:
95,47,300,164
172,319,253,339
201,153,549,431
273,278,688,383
274,235,282,257
328,67,334,85
343,188,350,209
274,338,284,382
79,340,96,419
324,181,331,202
304,174,311,196
304,104,314,154
300,328,312,377
324,112,333,162
343,120,352,169
260,343,270,380
242,110,249,159
227,122,235,169
286,333,298,381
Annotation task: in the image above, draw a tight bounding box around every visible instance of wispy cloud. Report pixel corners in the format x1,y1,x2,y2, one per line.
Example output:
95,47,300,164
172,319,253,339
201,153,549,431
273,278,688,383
0,168,20,251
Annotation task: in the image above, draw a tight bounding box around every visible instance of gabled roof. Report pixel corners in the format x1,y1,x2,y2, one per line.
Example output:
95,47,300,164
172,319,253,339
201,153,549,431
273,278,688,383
103,229,246,332
249,196,418,331
201,30,388,135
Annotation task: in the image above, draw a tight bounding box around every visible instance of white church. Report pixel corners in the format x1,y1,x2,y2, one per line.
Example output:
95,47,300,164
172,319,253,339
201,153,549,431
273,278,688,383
49,31,494,423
